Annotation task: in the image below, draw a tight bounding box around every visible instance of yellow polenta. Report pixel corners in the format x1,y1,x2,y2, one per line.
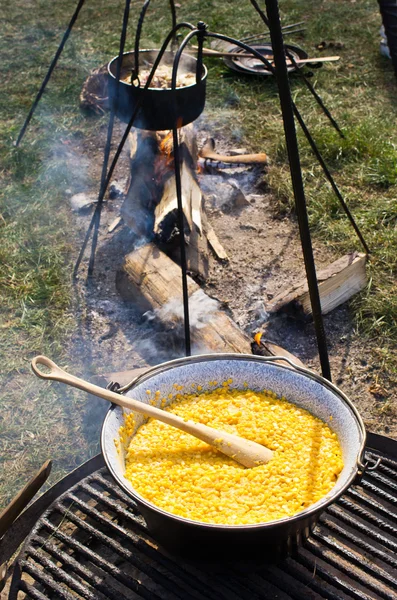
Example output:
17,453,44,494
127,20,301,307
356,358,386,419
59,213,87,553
121,384,343,525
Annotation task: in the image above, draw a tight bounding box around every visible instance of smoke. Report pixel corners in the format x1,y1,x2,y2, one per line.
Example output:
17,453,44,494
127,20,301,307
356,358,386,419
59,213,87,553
144,289,219,330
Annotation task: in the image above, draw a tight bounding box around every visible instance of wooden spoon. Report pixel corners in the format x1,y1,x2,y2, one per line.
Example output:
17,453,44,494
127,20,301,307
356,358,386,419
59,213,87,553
190,46,340,66
31,356,273,468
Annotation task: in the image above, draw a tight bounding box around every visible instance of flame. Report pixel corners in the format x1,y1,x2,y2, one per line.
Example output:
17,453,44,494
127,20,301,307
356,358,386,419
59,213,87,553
159,130,173,157
254,332,263,346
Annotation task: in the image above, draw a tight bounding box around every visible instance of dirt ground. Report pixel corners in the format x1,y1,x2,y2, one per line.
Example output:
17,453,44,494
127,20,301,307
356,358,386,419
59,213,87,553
67,116,396,441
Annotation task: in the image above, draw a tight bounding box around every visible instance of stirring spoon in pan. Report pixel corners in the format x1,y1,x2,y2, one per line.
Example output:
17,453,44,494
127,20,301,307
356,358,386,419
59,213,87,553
32,356,273,468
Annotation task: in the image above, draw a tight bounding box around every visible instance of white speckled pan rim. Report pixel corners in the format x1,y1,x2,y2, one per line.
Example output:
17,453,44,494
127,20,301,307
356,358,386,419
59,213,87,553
101,353,366,530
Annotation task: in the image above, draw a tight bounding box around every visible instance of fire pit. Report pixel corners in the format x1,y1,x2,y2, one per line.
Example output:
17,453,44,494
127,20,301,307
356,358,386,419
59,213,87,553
4,432,397,599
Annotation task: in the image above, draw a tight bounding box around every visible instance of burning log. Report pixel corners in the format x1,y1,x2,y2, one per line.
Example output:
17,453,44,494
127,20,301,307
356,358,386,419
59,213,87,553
251,332,305,369
116,243,251,353
121,124,228,280
116,243,304,369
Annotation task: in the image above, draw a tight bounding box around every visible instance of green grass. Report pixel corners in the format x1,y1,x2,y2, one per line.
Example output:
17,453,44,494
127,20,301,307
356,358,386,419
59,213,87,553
1,0,397,507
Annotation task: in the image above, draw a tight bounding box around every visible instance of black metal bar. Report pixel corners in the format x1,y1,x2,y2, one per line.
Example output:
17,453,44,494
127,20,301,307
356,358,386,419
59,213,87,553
170,28,202,356
54,500,182,600
327,503,397,552
27,546,101,600
15,0,87,146
248,3,370,252
305,536,397,600
0,454,104,566
280,558,349,600
263,0,331,380
78,481,221,600
87,0,132,278
293,110,370,254
205,31,369,254
318,514,397,568
32,535,129,600
41,518,161,600
346,487,397,523
249,0,270,27
311,528,397,589
133,0,151,79
20,559,76,600
73,22,195,279
18,579,49,600
248,1,344,136
240,28,306,44
240,22,306,41
295,547,375,600
287,52,345,137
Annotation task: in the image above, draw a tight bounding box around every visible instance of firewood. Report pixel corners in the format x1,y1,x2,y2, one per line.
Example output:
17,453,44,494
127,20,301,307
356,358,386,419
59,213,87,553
116,243,304,367
116,243,251,353
108,216,123,233
251,332,305,369
206,224,229,261
200,138,268,165
267,252,367,319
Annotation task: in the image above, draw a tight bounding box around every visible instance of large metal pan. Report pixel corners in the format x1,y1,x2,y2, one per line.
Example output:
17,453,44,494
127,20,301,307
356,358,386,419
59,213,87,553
223,43,308,76
101,354,370,559
107,50,207,130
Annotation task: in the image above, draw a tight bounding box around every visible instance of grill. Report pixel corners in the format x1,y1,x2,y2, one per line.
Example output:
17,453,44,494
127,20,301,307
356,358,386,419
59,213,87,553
6,432,397,600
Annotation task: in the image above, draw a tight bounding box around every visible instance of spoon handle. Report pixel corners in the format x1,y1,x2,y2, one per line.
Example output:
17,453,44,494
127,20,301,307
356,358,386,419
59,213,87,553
31,356,273,468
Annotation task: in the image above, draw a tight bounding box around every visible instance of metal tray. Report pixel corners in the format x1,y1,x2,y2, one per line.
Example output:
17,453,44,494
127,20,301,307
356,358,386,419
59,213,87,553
223,43,308,76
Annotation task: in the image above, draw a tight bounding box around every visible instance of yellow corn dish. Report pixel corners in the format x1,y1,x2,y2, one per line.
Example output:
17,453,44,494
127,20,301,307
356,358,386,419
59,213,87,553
121,384,343,525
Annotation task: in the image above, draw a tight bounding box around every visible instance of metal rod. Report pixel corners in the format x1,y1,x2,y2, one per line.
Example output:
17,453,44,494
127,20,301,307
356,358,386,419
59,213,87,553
87,0,132,279
239,28,306,44
172,125,191,357
170,28,203,357
240,21,306,41
287,50,345,137
15,0,87,146
73,22,195,278
249,0,344,138
133,0,151,79
205,31,369,259
293,109,370,254
263,0,331,380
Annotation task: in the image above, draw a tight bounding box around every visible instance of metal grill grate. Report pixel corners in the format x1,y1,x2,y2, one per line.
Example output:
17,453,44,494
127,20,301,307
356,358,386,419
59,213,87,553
9,440,397,600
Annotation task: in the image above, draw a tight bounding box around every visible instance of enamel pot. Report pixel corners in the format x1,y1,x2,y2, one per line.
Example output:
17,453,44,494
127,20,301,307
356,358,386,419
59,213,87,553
101,354,370,560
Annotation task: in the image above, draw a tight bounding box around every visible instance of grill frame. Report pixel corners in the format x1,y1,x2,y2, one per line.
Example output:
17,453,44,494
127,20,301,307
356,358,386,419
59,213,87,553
5,432,397,600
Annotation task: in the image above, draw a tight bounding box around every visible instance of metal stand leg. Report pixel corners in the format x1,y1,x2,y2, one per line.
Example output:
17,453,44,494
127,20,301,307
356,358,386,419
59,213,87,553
264,0,332,381
15,0,87,147
173,126,191,357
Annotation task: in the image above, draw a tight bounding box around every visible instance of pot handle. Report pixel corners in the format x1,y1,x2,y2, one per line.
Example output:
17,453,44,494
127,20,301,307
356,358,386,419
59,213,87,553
357,453,382,477
133,0,177,81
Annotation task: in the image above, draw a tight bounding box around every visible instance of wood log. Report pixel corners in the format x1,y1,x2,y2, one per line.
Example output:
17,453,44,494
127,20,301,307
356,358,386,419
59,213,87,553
116,243,304,367
116,243,251,353
200,138,268,165
251,335,306,369
121,125,225,280
267,252,367,319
